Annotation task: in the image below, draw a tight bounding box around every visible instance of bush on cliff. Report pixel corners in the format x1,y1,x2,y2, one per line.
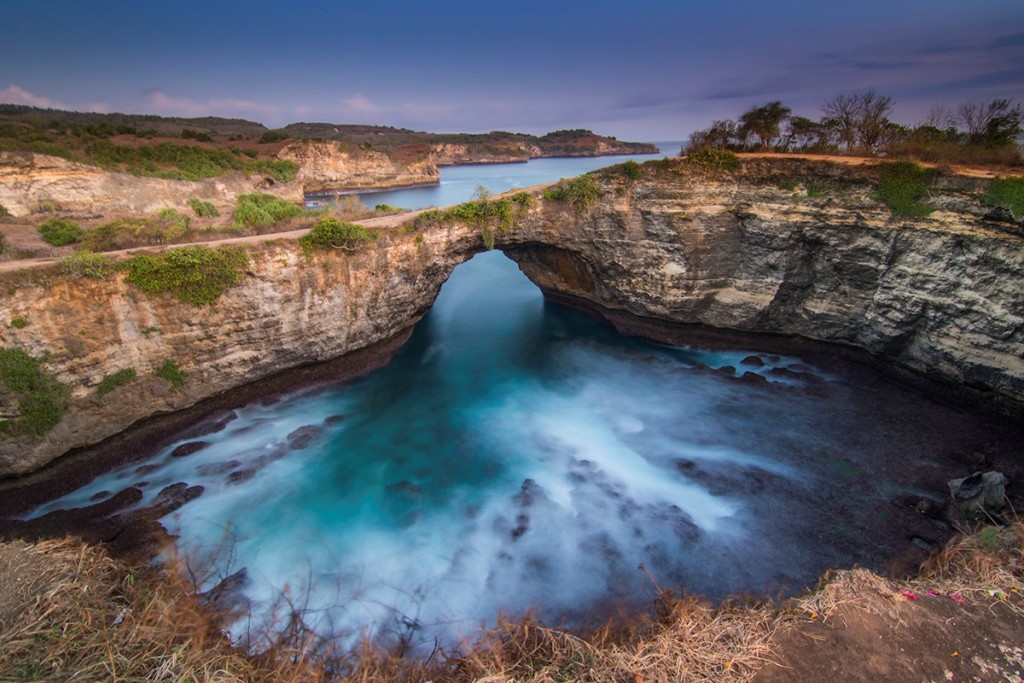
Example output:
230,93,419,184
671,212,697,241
299,216,376,253
96,367,137,395
58,250,113,278
232,194,306,229
543,175,601,210
36,218,83,246
188,198,220,218
82,216,193,252
123,245,249,305
877,161,937,217
0,348,68,437
984,177,1024,220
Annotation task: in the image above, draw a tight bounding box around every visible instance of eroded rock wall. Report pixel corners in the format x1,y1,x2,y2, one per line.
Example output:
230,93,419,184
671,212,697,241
277,141,439,193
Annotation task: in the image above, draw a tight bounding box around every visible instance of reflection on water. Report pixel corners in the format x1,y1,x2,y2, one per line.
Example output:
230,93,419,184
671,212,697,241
25,251,1008,651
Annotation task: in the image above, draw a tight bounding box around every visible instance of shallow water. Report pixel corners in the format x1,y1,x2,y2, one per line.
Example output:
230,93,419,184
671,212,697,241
28,249,1021,651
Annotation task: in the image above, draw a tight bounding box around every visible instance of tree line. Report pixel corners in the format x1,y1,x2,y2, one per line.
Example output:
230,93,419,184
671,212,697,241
688,91,1023,166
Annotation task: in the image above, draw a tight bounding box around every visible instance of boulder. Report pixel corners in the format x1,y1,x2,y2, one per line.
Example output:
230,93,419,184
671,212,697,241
948,471,1008,525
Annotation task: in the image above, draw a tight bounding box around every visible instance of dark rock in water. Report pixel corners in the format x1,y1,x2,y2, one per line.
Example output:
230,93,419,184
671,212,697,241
134,481,149,488
226,469,257,486
135,464,160,475
324,414,346,426
196,459,242,476
153,482,204,513
717,365,737,376
177,411,239,441
253,444,289,467
736,371,769,386
948,471,1008,525
386,480,423,499
171,441,210,458
199,568,250,615
511,513,530,540
515,479,542,507
90,490,111,502
741,355,765,367
287,425,324,450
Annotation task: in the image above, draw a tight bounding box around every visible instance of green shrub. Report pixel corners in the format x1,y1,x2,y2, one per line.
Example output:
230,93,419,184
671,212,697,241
156,359,186,389
686,148,739,172
10,317,27,329
156,208,191,241
123,246,249,305
0,347,68,437
37,218,83,246
299,217,375,253
188,198,220,218
0,233,8,257
82,218,161,251
232,194,306,229
984,177,1024,220
0,203,9,217
59,250,113,278
543,175,602,210
97,367,137,395
510,192,533,208
623,160,642,180
251,160,299,183
374,203,402,212
877,162,936,217
258,130,289,144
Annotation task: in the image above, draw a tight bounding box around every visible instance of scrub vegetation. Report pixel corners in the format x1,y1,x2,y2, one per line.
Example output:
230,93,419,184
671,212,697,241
542,175,601,210
299,216,376,254
156,359,186,389
0,347,67,437
984,177,1024,220
232,193,307,229
188,198,220,217
415,190,533,249
123,245,249,305
876,162,937,217
687,92,1023,166
36,218,83,246
96,367,137,395
1,519,1021,681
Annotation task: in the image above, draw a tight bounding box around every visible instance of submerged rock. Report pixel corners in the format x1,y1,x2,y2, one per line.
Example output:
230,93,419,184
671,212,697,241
287,425,323,450
171,441,211,458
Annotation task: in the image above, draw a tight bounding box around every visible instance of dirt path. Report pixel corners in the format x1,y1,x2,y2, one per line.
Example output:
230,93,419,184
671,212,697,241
737,151,1014,178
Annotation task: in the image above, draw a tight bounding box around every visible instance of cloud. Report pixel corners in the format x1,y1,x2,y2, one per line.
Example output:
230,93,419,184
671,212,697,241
146,90,281,121
341,94,380,113
988,32,1024,49
0,84,66,109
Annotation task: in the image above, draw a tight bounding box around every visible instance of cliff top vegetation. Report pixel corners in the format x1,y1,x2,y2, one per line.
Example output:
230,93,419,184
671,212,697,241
687,92,1023,168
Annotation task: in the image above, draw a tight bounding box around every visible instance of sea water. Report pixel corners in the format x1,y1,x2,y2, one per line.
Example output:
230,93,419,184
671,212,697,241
29,249,991,651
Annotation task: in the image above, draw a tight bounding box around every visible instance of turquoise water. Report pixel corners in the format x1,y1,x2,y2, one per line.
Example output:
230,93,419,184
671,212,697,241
306,142,681,210
27,251,896,650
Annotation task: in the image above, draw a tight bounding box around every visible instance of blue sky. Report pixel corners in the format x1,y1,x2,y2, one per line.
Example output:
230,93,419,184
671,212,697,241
2,0,1022,140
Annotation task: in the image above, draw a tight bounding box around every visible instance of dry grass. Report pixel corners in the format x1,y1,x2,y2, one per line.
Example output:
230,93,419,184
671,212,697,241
1,521,1022,682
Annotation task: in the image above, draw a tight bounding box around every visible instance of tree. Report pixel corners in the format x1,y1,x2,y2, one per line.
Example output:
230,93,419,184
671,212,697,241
821,90,895,154
784,116,831,152
687,119,738,152
956,99,1023,147
738,101,791,150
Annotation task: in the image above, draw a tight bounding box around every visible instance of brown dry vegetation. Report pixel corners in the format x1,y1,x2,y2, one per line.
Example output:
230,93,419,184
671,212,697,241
1,520,1022,682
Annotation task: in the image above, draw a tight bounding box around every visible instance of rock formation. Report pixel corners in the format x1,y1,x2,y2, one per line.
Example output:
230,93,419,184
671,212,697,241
1,156,1021,477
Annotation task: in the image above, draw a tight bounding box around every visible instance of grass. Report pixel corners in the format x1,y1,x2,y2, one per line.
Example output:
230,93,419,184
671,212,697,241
83,216,189,251
0,347,68,437
0,519,1022,682
543,175,602,210
415,192,533,249
298,217,376,254
123,245,250,305
0,202,9,217
96,367,137,395
984,177,1024,220
36,218,83,246
156,359,186,389
10,317,27,329
876,161,937,217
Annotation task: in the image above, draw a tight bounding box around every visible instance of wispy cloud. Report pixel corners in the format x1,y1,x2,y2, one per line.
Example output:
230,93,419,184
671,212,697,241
0,84,110,114
145,90,282,121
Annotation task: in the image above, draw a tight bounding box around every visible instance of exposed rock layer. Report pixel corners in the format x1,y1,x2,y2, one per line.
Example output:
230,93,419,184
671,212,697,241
1,157,1021,477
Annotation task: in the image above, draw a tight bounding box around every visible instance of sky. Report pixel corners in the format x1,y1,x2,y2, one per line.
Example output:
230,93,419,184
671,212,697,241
1,0,1022,141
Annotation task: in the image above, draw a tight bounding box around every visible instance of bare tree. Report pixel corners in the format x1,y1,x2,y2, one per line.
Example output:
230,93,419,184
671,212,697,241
821,90,895,154
956,99,1023,146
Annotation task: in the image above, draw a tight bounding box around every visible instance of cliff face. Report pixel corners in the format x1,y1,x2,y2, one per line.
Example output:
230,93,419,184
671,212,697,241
277,141,439,193
500,159,1024,404
1,157,1021,477
0,151,302,217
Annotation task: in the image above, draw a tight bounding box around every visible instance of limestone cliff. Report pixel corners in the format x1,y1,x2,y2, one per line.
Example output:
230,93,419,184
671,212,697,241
277,141,439,193
1,157,1021,477
0,151,302,217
